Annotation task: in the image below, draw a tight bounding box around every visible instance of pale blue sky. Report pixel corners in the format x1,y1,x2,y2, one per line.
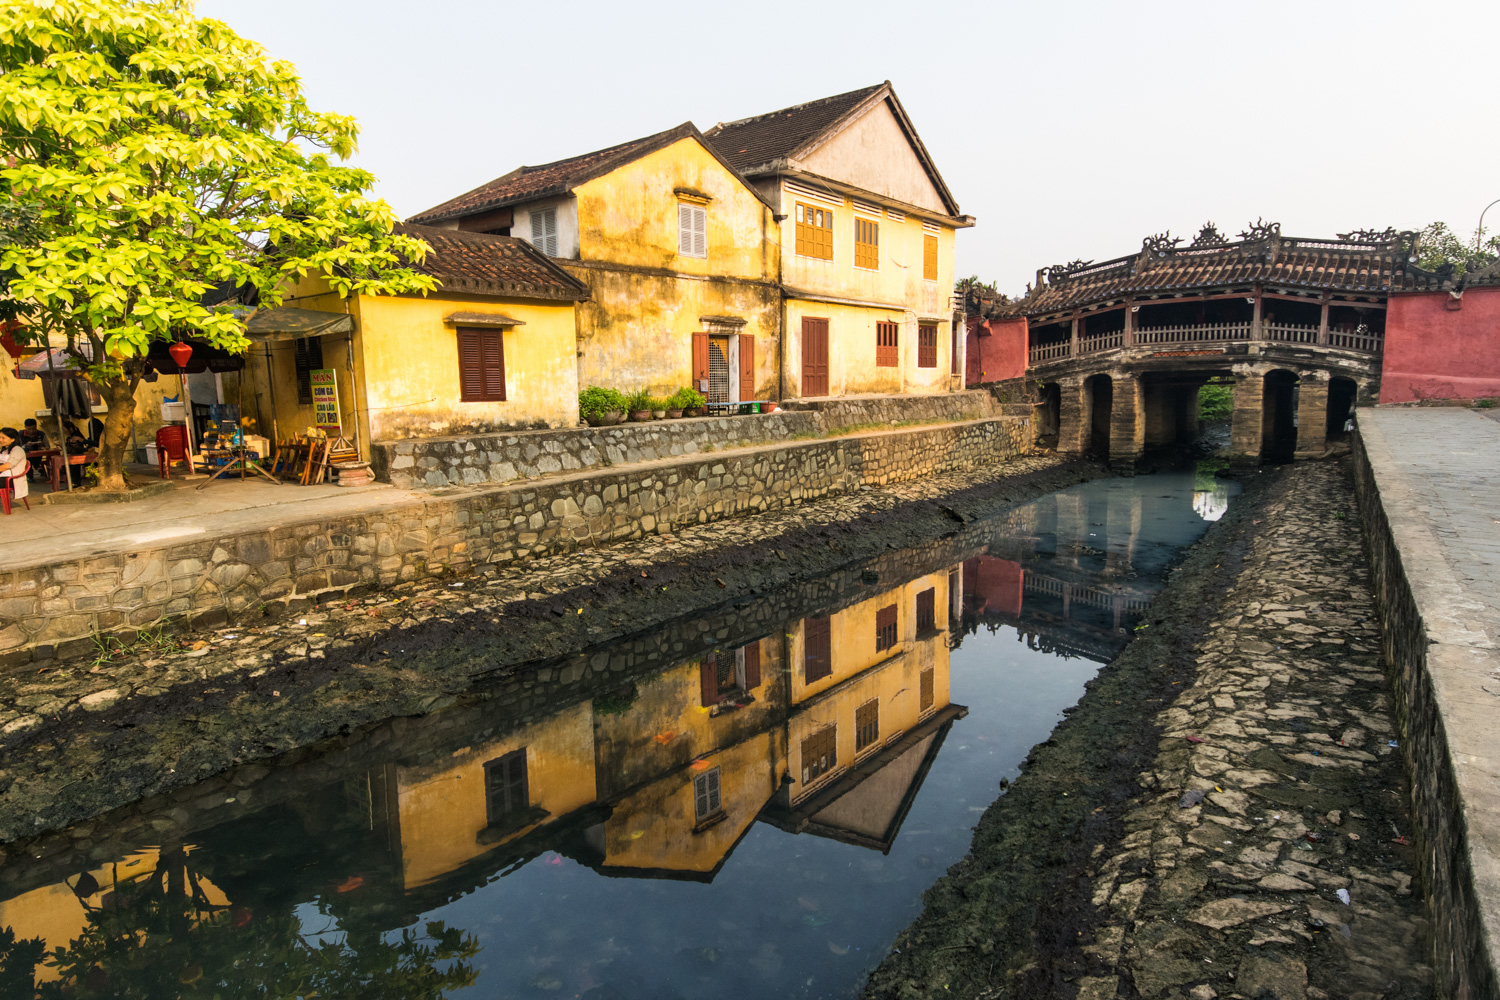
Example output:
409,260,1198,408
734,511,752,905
202,0,1500,294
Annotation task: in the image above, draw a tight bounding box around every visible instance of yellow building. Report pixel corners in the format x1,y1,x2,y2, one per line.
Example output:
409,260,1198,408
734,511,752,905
409,124,783,406
706,82,975,399
244,224,589,462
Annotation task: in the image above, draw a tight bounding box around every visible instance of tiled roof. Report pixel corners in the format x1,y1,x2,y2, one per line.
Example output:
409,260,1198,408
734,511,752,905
396,224,588,301
1010,224,1415,319
704,83,885,175
408,124,697,224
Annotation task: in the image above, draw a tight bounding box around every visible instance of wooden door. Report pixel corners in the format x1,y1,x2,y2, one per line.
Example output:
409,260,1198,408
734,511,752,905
801,317,829,397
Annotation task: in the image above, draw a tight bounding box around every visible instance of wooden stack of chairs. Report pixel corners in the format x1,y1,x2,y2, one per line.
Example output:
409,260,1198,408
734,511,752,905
268,435,360,485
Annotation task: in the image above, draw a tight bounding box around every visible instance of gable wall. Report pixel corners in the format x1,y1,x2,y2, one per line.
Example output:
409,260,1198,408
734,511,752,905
797,100,947,214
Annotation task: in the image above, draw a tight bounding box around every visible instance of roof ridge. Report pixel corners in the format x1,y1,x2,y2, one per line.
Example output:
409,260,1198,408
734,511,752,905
511,121,695,175
707,82,886,133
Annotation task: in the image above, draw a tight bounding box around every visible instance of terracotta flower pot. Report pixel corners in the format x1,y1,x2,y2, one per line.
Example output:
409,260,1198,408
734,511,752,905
666,408,684,419
630,410,652,422
603,410,622,425
762,401,778,413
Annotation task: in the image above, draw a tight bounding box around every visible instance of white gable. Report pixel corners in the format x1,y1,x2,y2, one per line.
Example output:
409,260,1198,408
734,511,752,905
796,100,947,214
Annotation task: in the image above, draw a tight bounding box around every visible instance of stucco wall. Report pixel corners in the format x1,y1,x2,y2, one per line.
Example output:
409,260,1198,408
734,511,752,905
1381,286,1500,403
797,101,947,215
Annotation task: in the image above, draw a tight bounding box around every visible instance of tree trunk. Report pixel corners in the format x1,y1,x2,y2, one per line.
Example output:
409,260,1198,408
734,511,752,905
94,376,139,492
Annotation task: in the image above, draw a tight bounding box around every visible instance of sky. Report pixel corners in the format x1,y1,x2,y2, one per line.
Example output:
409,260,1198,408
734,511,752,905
201,0,1500,296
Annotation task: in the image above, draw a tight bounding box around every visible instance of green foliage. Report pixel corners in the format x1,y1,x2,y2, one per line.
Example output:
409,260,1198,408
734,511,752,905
593,683,638,715
1198,383,1233,423
577,385,626,418
624,389,652,412
670,386,705,410
0,0,436,487
645,396,672,412
1415,221,1500,276
956,275,1000,297
1476,398,1498,409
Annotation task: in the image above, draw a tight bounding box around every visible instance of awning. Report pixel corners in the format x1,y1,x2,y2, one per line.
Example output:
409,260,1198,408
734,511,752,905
444,311,526,328
243,306,354,342
15,344,93,380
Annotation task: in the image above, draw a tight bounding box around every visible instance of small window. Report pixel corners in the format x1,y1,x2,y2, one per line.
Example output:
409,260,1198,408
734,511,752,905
795,201,834,260
804,615,832,683
875,603,898,652
854,217,879,270
855,699,879,753
920,668,934,712
923,234,939,280
918,325,938,368
294,336,324,404
801,726,837,785
694,767,722,821
529,206,558,256
876,321,899,367
916,587,936,631
457,328,506,402
484,749,529,824
678,203,707,258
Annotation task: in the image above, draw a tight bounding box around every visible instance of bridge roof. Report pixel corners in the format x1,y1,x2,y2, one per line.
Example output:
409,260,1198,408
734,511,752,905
1009,223,1414,322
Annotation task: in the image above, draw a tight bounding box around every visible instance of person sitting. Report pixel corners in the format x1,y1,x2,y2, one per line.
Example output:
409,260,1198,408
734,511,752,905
19,418,48,449
61,424,90,486
0,427,30,507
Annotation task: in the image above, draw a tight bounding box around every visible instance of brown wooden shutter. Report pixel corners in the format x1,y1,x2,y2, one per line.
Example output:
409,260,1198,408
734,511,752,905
920,667,934,711
876,322,899,367
916,587,936,631
457,328,506,402
801,318,829,396
742,640,760,689
700,653,719,706
923,234,939,280
803,615,831,683
692,333,710,392
738,334,755,400
918,325,937,368
875,603,898,651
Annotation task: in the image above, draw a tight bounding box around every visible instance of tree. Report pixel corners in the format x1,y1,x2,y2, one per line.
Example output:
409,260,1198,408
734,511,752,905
1415,221,1499,277
0,0,435,491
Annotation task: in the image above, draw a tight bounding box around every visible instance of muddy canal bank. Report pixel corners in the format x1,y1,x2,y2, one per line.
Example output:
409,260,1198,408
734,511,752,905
0,456,1098,845
865,460,1431,1000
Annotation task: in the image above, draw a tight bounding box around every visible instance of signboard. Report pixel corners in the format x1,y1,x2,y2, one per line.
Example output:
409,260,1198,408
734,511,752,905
310,368,341,432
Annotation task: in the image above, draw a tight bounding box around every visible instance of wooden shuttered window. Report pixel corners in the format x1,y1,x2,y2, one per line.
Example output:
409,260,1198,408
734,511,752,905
876,321,899,367
739,334,755,400
795,202,834,260
923,234,939,280
694,767,722,821
483,749,528,824
801,318,829,397
803,615,832,683
294,336,323,404
875,603,898,652
743,639,761,689
854,216,879,270
855,699,879,753
919,667,935,712
457,328,506,402
918,324,938,368
801,725,837,785
700,641,761,707
916,587,936,632
678,203,707,258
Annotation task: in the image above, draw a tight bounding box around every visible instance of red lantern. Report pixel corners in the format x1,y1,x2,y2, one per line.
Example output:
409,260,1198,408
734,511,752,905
168,340,193,369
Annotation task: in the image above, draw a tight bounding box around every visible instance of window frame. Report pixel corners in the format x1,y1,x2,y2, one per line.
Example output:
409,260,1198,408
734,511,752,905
917,325,938,368
293,336,324,404
855,699,879,754
483,748,529,826
876,321,900,368
801,725,838,785
794,201,835,260
456,327,507,403
854,215,880,270
678,202,707,258
693,766,723,823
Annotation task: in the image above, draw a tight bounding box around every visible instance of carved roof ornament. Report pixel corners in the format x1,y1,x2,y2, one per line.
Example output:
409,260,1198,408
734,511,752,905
1142,231,1181,256
1337,227,1398,244
1045,259,1093,283
1237,218,1281,242
1190,223,1227,248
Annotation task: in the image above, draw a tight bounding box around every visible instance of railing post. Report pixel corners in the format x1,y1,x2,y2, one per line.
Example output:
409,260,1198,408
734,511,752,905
1251,289,1263,342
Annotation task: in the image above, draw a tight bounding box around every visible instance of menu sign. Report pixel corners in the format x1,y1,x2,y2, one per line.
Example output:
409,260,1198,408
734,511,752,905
310,368,341,431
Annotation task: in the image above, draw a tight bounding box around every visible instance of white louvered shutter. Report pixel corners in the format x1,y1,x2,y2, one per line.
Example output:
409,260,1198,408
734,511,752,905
693,206,707,257
679,203,693,255
531,208,557,256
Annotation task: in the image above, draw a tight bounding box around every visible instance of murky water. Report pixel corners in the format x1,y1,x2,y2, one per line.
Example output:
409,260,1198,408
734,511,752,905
0,465,1235,999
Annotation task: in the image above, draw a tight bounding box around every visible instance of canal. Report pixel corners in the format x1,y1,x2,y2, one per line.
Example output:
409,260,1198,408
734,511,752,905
0,465,1235,999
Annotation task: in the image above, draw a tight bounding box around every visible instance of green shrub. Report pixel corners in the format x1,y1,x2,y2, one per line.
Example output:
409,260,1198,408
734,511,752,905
1198,383,1233,422
579,385,627,418
624,389,653,412
646,396,672,411
671,386,706,410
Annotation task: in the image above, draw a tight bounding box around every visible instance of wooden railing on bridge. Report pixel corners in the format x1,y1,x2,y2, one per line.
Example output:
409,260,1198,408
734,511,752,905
1027,320,1383,364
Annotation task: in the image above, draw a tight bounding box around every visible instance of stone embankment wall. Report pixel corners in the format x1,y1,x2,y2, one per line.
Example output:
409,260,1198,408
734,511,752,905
1352,425,1500,999
0,411,1031,667
372,390,1003,489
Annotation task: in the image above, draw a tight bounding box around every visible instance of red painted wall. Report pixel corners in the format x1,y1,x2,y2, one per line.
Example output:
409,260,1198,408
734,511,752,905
965,316,1029,386
962,556,1024,618
1381,286,1500,402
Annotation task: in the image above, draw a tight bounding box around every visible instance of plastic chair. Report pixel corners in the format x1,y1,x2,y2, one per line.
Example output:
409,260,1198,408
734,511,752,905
156,425,192,478
1,459,30,514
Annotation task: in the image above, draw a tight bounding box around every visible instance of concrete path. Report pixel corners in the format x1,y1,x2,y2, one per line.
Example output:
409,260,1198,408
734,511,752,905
1358,407,1500,995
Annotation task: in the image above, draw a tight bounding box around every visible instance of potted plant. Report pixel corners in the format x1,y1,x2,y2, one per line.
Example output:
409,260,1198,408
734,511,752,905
664,391,684,419
649,396,670,420
626,389,654,422
674,386,707,417
579,386,627,427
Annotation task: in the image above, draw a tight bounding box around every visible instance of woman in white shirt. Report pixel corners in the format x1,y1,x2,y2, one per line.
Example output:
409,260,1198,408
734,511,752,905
0,427,30,503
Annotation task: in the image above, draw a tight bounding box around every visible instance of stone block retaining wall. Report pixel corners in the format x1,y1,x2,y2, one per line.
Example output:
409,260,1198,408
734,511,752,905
373,390,999,489
1352,427,1500,999
0,413,1030,667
